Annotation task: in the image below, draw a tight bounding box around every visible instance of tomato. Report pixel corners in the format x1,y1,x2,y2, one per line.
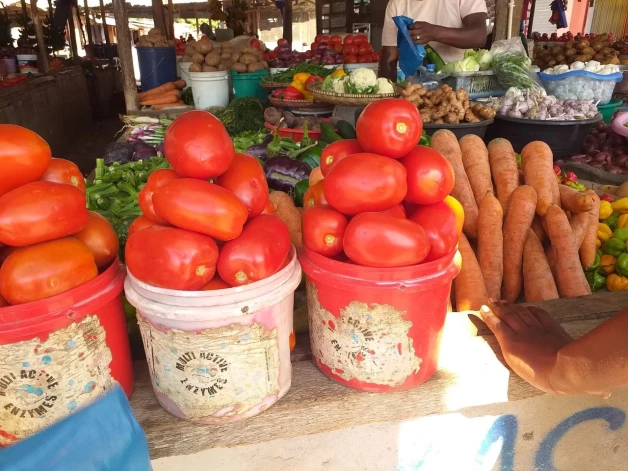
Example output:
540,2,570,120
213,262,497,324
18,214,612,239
0,181,88,246
153,178,248,241
410,196,464,262
358,43,373,56
41,158,85,192
128,215,169,238
400,146,454,205
343,35,354,44
73,211,119,270
380,204,406,219
371,52,381,62
278,38,289,45
261,199,275,215
344,44,358,56
353,34,368,44
126,226,218,290
356,99,423,159
217,215,290,286
344,213,430,267
315,35,330,42
358,55,370,63
0,238,98,304
303,180,329,208
250,38,261,48
201,275,230,290
323,153,407,214
0,293,7,307
215,153,269,218
330,35,342,45
345,54,358,64
0,124,51,197
138,169,180,222
320,139,362,176
333,43,344,53
164,111,234,179
0,246,16,266
302,207,348,257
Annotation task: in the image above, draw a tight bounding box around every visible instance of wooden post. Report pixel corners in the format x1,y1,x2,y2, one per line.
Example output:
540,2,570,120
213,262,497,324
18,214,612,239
194,6,199,38
68,9,79,60
168,0,174,39
112,0,139,111
30,0,49,73
83,0,93,46
315,0,322,35
493,0,525,41
152,0,167,35
20,0,27,20
283,0,292,45
99,0,110,45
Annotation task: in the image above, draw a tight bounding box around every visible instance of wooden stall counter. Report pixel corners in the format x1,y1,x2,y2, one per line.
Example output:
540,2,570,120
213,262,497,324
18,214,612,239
131,292,628,470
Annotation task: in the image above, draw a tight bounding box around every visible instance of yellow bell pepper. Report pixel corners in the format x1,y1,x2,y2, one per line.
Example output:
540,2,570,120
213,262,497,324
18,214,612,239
618,214,628,229
599,200,613,220
599,254,617,275
607,273,628,291
611,197,628,214
302,90,313,101
598,223,613,243
293,72,311,83
331,69,346,78
290,80,306,92
596,239,602,249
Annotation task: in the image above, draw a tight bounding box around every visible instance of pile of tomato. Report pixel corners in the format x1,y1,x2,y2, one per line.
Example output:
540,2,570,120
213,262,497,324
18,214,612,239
0,125,119,307
125,110,291,291
310,34,380,64
0,75,28,89
302,99,463,268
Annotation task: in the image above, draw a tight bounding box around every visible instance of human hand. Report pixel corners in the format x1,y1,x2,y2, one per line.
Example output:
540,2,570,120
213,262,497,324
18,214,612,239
407,21,441,45
479,300,573,395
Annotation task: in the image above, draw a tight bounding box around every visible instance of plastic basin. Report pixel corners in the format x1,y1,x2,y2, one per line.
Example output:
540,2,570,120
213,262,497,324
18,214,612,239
231,69,270,101
264,122,323,142
598,98,623,124
0,260,133,446
189,70,229,109
299,248,460,392
124,248,301,424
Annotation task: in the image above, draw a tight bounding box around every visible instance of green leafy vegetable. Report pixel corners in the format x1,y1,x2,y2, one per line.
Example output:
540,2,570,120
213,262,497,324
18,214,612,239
233,130,269,153
211,98,266,136
464,49,493,71
262,63,337,83
492,52,539,90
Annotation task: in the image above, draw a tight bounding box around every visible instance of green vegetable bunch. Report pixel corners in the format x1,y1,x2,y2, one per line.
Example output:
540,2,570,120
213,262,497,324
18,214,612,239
212,97,266,136
233,130,269,153
262,63,337,83
492,52,540,91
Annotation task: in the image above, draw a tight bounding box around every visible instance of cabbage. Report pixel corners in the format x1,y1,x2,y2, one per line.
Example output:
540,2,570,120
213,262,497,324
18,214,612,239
464,49,493,71
441,56,480,73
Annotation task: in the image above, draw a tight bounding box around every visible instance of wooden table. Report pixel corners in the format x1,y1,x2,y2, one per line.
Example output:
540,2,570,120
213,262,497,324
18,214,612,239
128,291,628,470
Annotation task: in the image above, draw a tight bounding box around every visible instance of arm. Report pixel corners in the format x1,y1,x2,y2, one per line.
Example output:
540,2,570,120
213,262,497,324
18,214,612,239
379,46,399,81
409,13,488,49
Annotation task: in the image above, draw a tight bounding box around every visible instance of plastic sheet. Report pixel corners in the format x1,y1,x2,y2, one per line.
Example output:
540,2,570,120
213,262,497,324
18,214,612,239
393,16,427,77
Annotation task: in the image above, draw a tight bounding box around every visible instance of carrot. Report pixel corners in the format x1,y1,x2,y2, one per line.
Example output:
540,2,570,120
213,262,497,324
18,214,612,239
477,192,503,300
152,100,185,110
460,135,493,207
138,82,176,99
558,184,594,213
545,244,557,282
487,138,519,213
522,230,559,302
546,204,591,297
531,216,546,244
502,185,537,303
309,167,324,186
569,211,589,249
139,90,182,106
431,130,478,238
580,190,600,268
454,233,488,311
521,141,558,216
173,79,186,89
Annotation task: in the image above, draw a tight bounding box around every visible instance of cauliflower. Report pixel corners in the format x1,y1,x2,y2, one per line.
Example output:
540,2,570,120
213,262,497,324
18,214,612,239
346,68,378,94
376,77,394,94
332,77,347,94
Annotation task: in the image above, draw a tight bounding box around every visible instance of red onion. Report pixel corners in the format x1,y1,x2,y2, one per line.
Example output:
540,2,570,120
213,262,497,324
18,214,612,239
589,161,605,168
598,123,609,133
616,155,628,167
598,133,607,143
584,143,600,157
569,154,590,163
594,151,611,162
606,163,625,174
600,142,614,153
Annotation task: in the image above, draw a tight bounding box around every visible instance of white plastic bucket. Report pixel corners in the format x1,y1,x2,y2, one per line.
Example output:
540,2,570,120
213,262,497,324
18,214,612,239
124,248,301,424
189,70,229,109
16,54,38,74
344,62,379,74
178,60,192,87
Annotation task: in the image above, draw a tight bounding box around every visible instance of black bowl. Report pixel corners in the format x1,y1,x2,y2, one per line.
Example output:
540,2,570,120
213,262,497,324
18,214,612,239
423,119,494,140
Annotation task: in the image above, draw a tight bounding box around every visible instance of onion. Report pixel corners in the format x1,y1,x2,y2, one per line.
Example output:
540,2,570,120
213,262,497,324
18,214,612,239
598,123,609,133
598,132,607,143
616,155,628,167
600,142,614,153
584,143,600,157
589,161,605,168
606,163,625,174
594,151,611,162
569,154,589,163
316,43,328,52
278,44,291,52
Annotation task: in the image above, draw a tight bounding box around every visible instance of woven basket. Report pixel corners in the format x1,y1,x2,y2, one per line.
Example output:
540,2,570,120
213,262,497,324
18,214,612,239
307,82,401,107
260,81,289,90
268,95,334,111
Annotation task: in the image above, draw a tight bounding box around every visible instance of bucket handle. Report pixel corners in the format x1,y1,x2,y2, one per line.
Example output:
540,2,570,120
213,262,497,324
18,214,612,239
144,57,166,82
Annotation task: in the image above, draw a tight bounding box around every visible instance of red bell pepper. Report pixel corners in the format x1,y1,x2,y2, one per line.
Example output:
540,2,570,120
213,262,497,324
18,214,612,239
272,89,284,98
553,165,562,176
601,194,616,203
305,75,323,86
283,86,304,100
564,171,578,183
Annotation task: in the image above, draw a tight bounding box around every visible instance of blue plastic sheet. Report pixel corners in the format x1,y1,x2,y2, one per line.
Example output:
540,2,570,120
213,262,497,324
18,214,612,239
0,386,152,471
393,16,427,77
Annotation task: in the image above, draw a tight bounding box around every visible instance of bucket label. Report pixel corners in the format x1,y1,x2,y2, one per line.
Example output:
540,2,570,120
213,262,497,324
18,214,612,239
0,316,113,446
138,314,279,421
308,282,422,387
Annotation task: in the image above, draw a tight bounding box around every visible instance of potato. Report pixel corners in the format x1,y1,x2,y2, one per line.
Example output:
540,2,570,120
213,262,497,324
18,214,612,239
564,47,577,57
195,38,213,54
231,52,241,63
205,51,221,66
220,52,232,61
221,41,232,48
181,54,193,63
148,27,162,36
231,62,248,73
154,40,169,48
576,39,589,50
247,61,264,72
581,47,595,56
554,54,566,63
189,63,203,72
167,39,176,47
202,65,218,72
574,54,588,62
184,44,196,56
565,40,575,49
551,46,563,55
546,58,557,67
600,47,614,55
240,46,258,56
262,61,269,69
582,54,593,62
592,43,604,52
192,52,205,64
136,40,152,48
218,63,229,71
593,53,605,61
239,53,257,65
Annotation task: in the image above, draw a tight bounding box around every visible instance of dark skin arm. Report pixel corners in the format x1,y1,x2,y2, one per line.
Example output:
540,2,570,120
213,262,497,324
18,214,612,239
379,46,399,81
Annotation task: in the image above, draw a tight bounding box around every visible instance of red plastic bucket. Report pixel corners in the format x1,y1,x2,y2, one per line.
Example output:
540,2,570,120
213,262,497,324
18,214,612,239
299,248,460,393
0,260,133,446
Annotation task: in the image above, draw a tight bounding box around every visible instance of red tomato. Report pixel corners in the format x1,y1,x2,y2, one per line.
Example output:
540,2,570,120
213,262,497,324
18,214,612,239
0,246,16,266
323,153,407,215
330,35,342,45
353,34,368,44
261,199,276,215
0,181,88,246
358,43,373,56
0,124,51,197
315,35,330,42
371,52,381,62
410,196,464,262
201,275,230,290
73,212,119,270
400,146,454,205
217,215,290,286
250,38,261,48
333,43,343,53
128,215,169,238
126,226,219,290
153,178,248,241
164,111,234,179
311,42,319,51
358,55,370,63
41,158,85,192
344,213,430,267
345,54,358,64
343,35,354,44
356,99,423,159
215,153,269,218
321,140,363,176
0,237,98,304
302,207,348,257
344,44,358,56
278,38,289,45
380,204,406,219
304,50,313,59
138,169,181,222
0,293,7,307
303,180,329,208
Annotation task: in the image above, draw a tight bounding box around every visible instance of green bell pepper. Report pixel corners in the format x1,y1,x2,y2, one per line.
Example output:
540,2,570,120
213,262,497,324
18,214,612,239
616,253,628,277
294,179,309,207
605,212,620,231
614,227,628,243
419,131,431,147
603,238,626,258
298,145,322,171
586,270,606,292
586,251,601,273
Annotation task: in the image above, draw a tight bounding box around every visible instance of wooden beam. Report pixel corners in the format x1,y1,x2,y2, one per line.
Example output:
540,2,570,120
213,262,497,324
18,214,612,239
152,0,168,35
112,0,139,111
510,0,524,40
194,5,199,38
99,0,110,46
20,0,27,20
283,0,292,45
168,0,175,39
83,0,93,46
68,10,79,61
315,0,322,35
495,0,526,41
30,0,48,73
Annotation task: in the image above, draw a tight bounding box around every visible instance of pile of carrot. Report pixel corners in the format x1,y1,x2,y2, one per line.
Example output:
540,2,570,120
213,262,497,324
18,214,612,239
138,80,187,110
430,130,599,312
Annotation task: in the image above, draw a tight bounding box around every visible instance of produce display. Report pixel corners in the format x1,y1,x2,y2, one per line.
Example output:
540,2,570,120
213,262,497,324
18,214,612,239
321,67,395,95
441,49,493,72
311,33,378,66
262,63,340,84
401,83,496,124
209,97,266,136
0,125,118,306
138,80,187,109
532,33,628,68
265,38,314,68
136,27,175,48
264,107,324,130
542,60,621,75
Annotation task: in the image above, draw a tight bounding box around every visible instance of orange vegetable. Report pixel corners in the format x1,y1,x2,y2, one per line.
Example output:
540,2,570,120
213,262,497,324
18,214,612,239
139,90,182,106
138,81,176,99
460,135,493,207
569,211,589,249
559,184,594,213
531,216,546,244
309,167,324,187
521,141,558,216
152,100,185,110
454,233,488,311
477,192,503,300
487,138,519,213
580,190,600,268
522,230,558,302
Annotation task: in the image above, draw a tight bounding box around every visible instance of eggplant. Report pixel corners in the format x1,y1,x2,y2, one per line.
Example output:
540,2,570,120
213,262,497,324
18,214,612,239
262,133,274,145
264,156,311,193
246,144,270,161
104,142,134,165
